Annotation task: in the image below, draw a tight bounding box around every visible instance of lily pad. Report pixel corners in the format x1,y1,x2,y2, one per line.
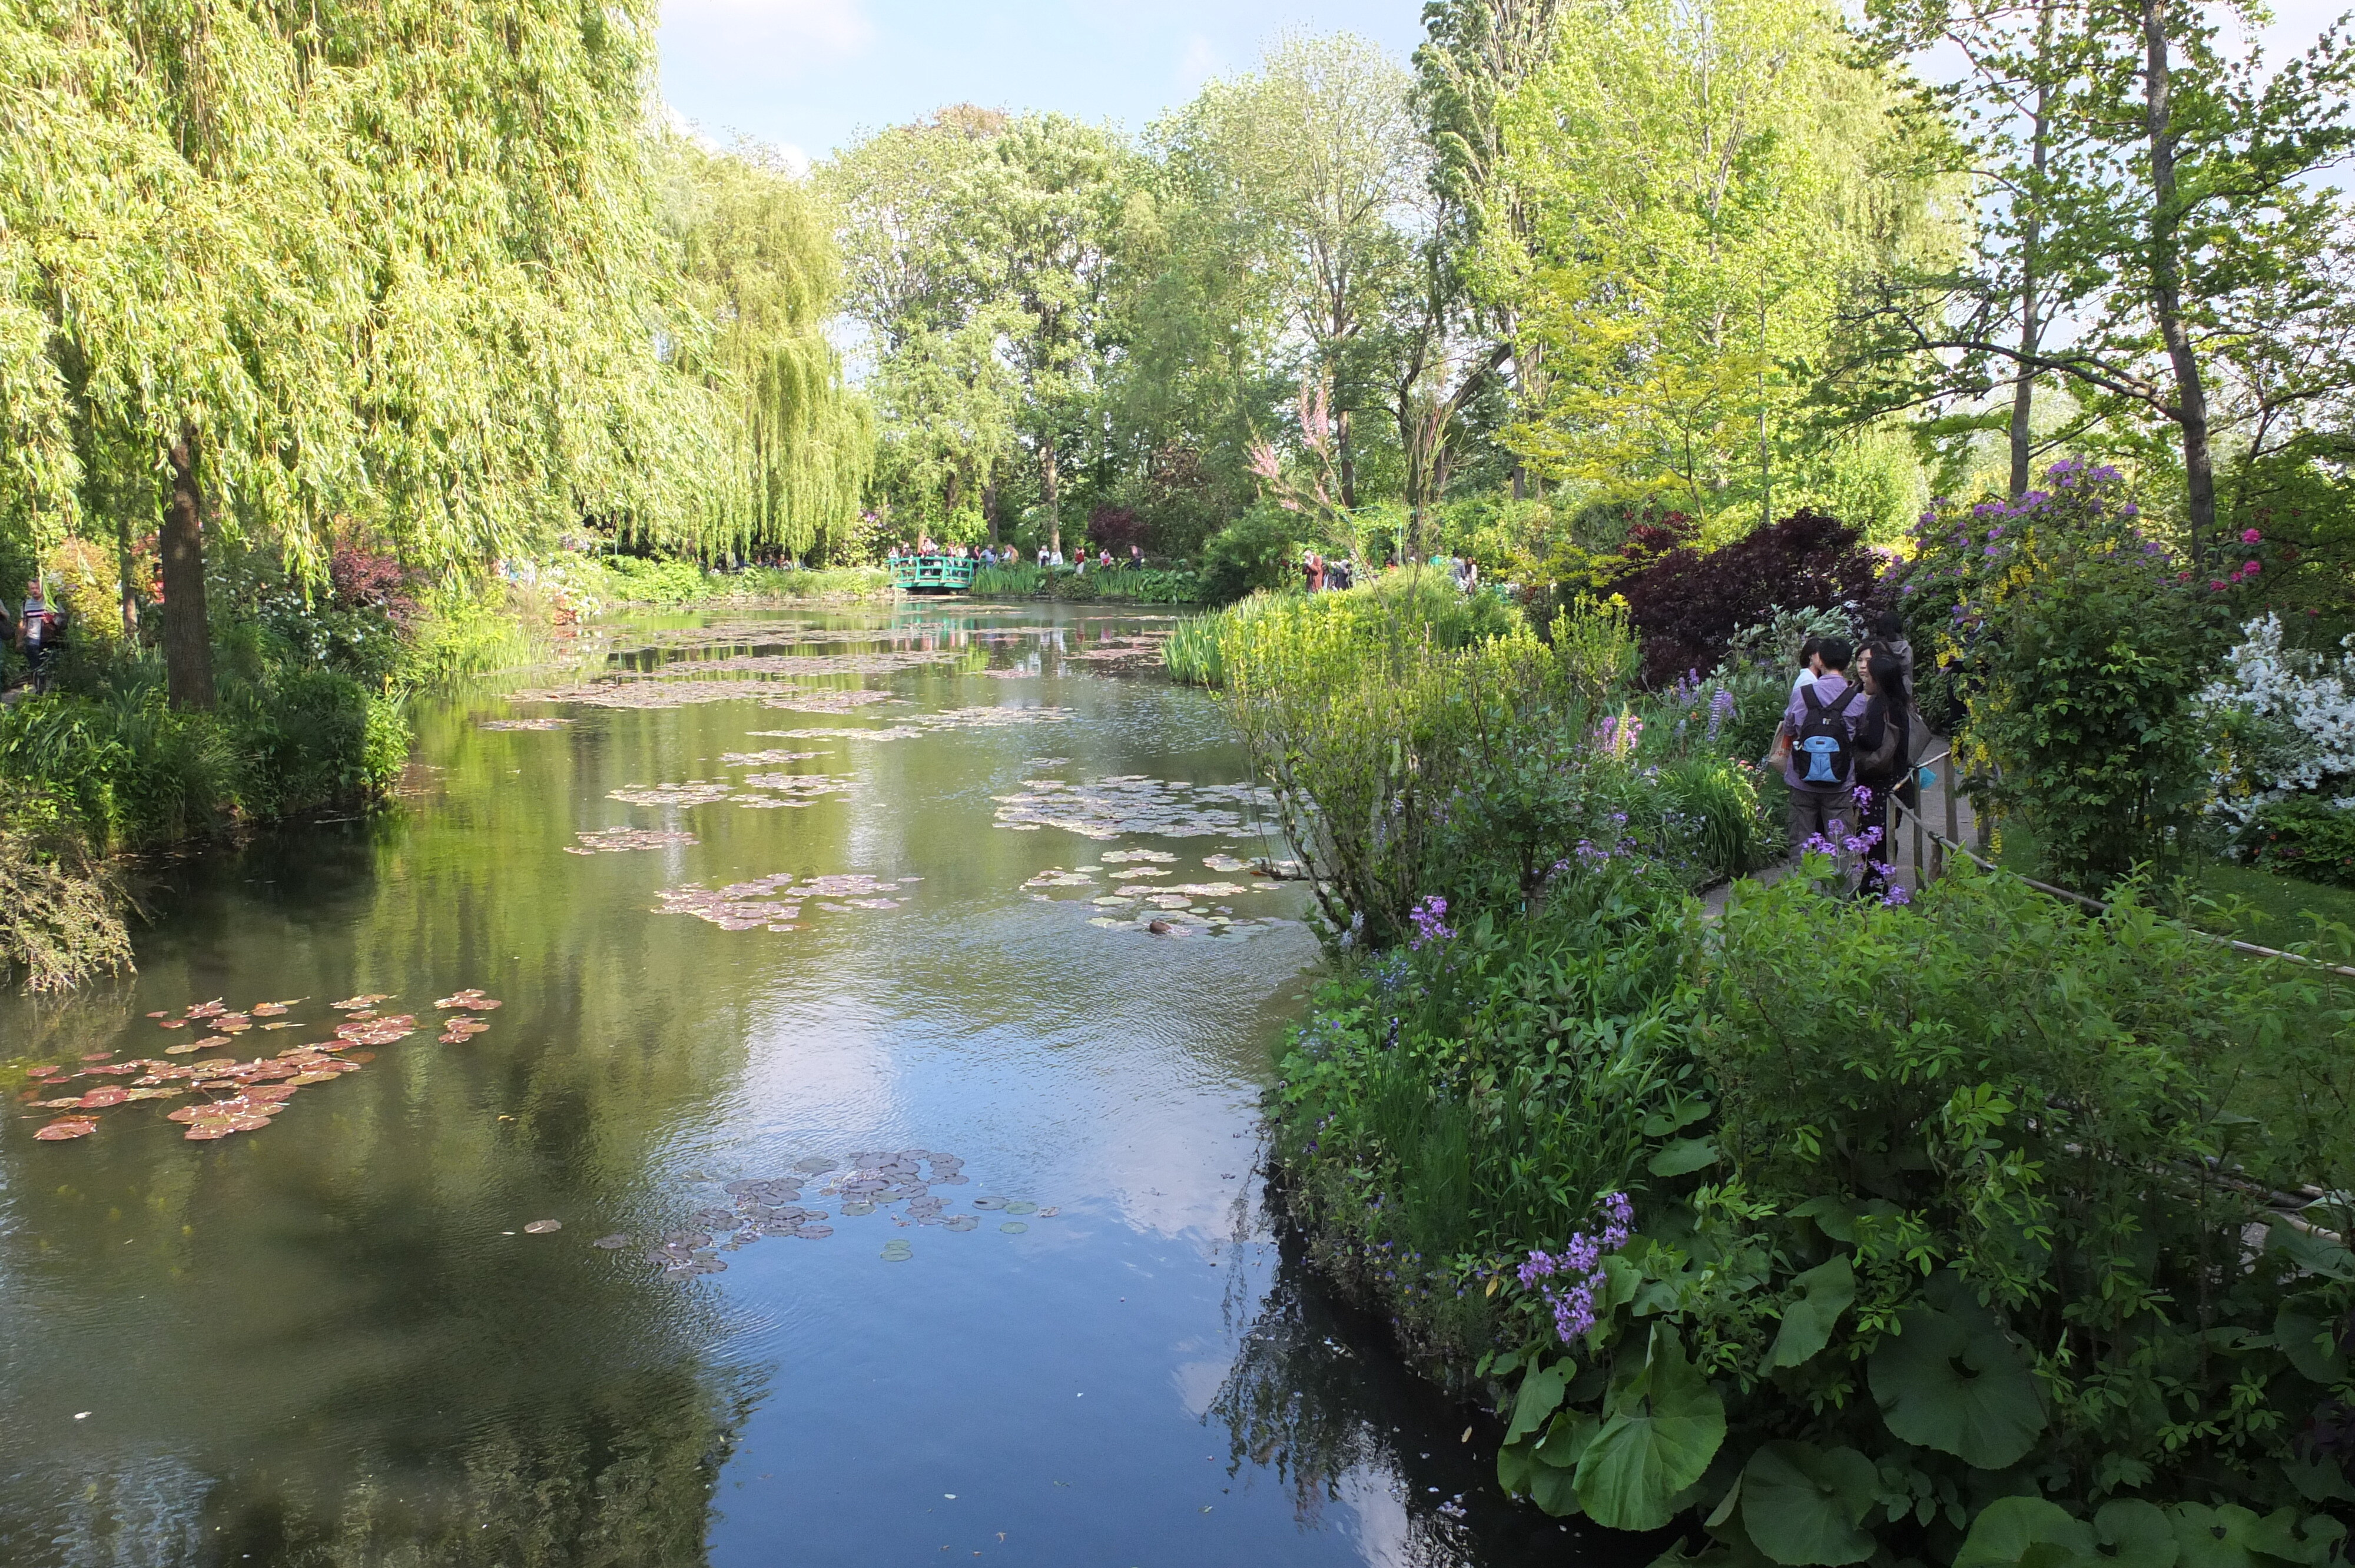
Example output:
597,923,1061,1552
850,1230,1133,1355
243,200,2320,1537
973,1196,1009,1210
881,1240,914,1261
523,1219,563,1234
1004,1200,1037,1215
794,1224,834,1239
592,1234,629,1249
794,1157,838,1174
34,1117,97,1140
999,1221,1029,1234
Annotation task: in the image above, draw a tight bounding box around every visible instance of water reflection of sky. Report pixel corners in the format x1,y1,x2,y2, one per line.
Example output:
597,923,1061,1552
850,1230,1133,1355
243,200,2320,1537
0,603,1650,1568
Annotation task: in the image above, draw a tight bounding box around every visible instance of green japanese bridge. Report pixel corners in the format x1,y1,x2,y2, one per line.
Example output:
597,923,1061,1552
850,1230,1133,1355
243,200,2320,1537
889,554,976,594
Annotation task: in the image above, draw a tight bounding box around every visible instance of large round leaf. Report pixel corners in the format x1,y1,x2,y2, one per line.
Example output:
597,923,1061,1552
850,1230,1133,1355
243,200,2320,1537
1953,1496,2091,1568
2094,1500,2178,1568
1575,1325,1727,1532
1742,1441,1878,1566
1868,1300,2045,1467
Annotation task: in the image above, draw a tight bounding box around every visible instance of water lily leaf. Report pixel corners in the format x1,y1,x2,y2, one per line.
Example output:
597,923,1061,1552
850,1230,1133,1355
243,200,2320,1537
1647,1138,1720,1177
1000,1221,1029,1233
1953,1496,2092,1568
1741,1441,1878,1566
1867,1293,2044,1468
592,1234,629,1250
1769,1257,1856,1370
523,1220,562,1234
34,1117,97,1140
1573,1324,1727,1532
1506,1360,1570,1444
1004,1200,1038,1215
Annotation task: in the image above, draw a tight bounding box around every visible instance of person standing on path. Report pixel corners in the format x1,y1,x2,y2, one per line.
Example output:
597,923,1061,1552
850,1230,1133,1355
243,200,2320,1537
1852,642,1923,899
1781,636,1861,857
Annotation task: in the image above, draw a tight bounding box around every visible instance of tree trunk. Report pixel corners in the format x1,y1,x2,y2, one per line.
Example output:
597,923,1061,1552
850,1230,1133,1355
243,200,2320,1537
161,426,215,711
1041,433,1060,559
983,473,1000,547
1336,408,1356,511
2011,0,2055,499
2141,0,2217,552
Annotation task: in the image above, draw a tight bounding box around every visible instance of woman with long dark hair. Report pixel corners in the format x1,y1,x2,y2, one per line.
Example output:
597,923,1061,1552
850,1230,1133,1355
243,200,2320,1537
1853,642,1921,899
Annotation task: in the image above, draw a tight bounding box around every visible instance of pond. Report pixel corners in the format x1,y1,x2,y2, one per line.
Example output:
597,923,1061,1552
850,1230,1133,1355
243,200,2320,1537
0,602,1634,1567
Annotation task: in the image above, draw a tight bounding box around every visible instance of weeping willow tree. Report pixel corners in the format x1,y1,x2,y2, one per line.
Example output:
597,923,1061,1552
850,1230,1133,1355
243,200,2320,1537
0,0,742,709
663,136,873,562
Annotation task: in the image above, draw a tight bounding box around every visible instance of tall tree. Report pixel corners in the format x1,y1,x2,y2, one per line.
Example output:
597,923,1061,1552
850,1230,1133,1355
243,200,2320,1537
665,135,873,561
1489,0,1939,530
1167,34,1425,509
1415,0,1565,499
1856,0,2355,557
0,0,741,707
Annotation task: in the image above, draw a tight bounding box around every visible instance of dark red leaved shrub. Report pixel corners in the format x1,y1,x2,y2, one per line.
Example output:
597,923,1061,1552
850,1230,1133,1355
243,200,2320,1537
1608,509,1879,686
1084,506,1148,554
329,544,422,629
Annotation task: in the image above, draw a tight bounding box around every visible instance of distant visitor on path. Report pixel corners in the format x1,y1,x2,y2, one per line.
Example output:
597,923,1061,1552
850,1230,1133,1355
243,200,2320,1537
1779,635,1860,856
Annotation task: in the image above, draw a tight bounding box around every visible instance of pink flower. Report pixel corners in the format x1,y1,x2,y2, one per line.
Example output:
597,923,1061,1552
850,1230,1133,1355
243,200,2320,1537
2243,560,2261,574
2242,529,2263,545
2210,579,2228,592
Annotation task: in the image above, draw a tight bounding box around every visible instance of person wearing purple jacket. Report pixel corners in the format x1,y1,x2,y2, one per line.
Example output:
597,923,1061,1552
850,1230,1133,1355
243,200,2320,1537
1780,636,1862,856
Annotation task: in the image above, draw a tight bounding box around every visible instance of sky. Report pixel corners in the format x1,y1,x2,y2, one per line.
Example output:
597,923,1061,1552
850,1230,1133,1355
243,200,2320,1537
655,0,2355,172
656,0,1429,169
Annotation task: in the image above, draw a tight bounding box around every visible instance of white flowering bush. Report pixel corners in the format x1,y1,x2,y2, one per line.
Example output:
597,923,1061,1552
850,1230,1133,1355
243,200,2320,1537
2198,613,2355,836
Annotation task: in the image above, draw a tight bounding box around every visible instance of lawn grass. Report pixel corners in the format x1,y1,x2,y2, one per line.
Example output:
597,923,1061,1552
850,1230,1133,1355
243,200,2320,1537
1989,823,2355,944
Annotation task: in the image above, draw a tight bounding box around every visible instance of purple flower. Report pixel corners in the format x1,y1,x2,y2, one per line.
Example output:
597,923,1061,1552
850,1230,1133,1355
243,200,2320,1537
1408,895,1455,951
1522,1194,1636,1345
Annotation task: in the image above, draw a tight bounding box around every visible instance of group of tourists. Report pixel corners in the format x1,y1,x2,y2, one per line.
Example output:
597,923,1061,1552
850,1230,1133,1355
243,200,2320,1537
2,577,67,695
1300,551,1481,594
1770,609,1931,896
885,540,1152,573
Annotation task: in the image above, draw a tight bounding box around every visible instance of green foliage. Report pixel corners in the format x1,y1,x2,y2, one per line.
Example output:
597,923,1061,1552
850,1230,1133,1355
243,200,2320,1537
0,783,132,992
1223,590,1764,940
1200,504,1309,604
2241,797,2355,891
1274,859,2355,1564
1903,469,2225,889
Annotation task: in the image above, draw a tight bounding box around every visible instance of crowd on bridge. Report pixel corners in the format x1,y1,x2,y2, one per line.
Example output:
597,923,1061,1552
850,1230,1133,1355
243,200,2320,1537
885,539,1153,574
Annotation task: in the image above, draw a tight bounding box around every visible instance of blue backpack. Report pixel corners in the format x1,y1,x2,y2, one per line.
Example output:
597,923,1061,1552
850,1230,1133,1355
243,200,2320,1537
1794,683,1861,787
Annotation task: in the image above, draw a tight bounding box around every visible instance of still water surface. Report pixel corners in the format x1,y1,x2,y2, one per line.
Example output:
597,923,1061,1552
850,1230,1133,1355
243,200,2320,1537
1,602,1620,1567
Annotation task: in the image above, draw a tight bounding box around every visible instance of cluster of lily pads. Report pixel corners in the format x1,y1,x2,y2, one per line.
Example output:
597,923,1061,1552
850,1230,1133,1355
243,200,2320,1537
17,990,499,1143
566,827,699,855
587,1150,1057,1276
993,775,1278,839
653,872,919,932
754,705,1075,745
607,773,853,810
1019,853,1286,939
478,717,571,732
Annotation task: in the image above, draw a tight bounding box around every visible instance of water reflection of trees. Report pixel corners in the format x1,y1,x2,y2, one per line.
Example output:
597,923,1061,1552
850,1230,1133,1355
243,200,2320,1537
1210,1227,1663,1568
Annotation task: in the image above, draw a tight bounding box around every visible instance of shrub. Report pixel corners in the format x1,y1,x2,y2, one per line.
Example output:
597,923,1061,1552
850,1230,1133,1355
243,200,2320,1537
1608,510,1880,686
1905,464,2225,889
1200,503,1306,604
1273,861,2355,1560
2242,796,2355,888
2198,613,2355,840
225,669,406,816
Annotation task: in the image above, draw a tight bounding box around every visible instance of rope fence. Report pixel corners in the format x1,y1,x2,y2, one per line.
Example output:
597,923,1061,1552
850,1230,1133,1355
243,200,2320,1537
1888,748,2355,983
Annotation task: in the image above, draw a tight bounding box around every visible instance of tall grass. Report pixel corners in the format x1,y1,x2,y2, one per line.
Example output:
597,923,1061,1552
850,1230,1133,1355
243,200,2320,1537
1164,572,1521,688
